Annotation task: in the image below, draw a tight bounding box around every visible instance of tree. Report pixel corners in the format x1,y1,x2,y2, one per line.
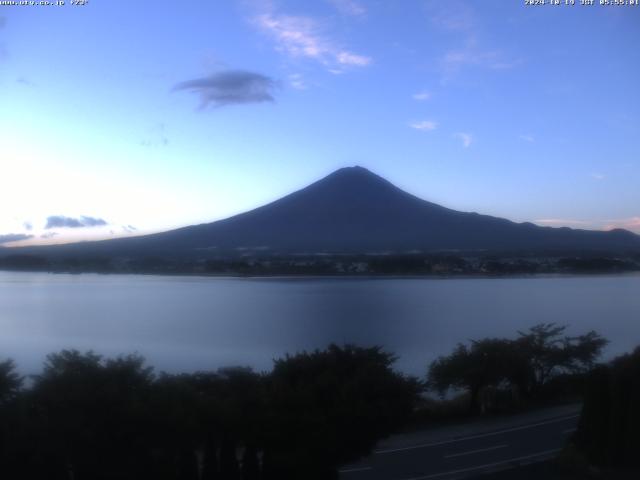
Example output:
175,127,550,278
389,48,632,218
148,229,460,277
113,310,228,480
516,323,607,394
263,344,420,479
428,325,608,413
0,358,24,477
148,367,265,480
574,346,640,468
428,339,525,413
0,359,22,405
28,350,155,480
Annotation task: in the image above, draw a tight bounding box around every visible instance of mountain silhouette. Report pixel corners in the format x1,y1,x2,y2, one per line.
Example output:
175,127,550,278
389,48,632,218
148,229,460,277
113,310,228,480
7,166,640,257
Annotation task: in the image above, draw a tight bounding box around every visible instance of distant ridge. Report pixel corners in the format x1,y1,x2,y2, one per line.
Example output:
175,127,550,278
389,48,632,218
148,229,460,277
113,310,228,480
5,166,640,258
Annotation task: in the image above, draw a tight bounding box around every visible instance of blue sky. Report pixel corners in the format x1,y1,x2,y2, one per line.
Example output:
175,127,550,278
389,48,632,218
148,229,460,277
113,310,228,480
1,0,639,245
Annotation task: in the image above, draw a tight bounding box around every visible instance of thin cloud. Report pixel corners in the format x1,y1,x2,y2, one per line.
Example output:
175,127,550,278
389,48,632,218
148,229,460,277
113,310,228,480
409,120,438,131
604,217,640,233
490,59,523,70
519,134,535,143
23,221,33,231
454,132,473,147
535,219,590,227
413,91,432,101
428,2,521,82
254,13,323,59
590,173,605,181
427,0,475,32
253,12,371,71
441,45,521,76
534,217,640,234
328,0,366,16
288,73,307,90
45,215,108,229
40,232,59,239
336,51,371,66
173,70,276,109
0,233,33,244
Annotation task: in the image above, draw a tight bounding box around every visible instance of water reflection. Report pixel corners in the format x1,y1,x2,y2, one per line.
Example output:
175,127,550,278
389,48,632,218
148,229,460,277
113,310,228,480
1,272,639,375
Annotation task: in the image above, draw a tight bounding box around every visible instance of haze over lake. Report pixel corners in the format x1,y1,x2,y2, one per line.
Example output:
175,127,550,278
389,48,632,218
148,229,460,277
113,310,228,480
2,271,639,376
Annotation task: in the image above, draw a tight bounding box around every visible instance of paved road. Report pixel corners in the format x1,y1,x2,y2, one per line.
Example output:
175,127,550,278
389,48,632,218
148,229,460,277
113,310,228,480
339,405,581,480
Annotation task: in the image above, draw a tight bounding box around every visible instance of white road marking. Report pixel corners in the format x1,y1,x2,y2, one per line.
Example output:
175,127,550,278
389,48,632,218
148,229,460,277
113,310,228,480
339,466,372,474
443,444,507,459
375,414,579,454
401,448,562,480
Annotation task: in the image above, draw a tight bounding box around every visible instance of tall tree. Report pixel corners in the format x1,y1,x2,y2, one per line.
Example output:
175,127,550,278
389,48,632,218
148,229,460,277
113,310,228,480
263,344,420,479
428,339,524,413
516,323,607,393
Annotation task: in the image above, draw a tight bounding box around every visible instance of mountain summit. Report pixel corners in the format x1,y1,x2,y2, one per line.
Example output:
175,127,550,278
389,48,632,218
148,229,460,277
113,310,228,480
9,167,640,257
135,165,638,254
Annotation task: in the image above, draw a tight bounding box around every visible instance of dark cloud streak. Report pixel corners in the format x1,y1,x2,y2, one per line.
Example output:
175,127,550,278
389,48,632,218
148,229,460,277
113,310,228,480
80,216,108,227
45,215,108,229
173,70,276,109
0,233,34,244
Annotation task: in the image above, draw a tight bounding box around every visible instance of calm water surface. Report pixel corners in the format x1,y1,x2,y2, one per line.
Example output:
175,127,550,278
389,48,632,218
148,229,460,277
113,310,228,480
1,271,639,376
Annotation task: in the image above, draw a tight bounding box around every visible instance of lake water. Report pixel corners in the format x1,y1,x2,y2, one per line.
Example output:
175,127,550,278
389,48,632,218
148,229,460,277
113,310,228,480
1,271,639,376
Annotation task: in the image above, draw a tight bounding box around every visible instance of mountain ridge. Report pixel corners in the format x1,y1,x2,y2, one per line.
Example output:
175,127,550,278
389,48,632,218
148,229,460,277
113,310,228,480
3,166,640,258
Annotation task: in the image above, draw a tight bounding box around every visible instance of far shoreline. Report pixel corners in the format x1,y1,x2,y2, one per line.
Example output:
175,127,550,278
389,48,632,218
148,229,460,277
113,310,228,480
1,268,640,281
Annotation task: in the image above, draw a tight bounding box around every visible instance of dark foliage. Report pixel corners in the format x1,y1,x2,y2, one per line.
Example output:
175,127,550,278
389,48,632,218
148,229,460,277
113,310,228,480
263,345,420,479
0,254,49,270
574,347,640,468
0,345,418,479
427,324,607,413
557,257,637,273
0,359,22,405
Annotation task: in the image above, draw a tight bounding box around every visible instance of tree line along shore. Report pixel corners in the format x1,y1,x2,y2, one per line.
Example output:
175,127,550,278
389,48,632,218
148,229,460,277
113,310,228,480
1,252,639,276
